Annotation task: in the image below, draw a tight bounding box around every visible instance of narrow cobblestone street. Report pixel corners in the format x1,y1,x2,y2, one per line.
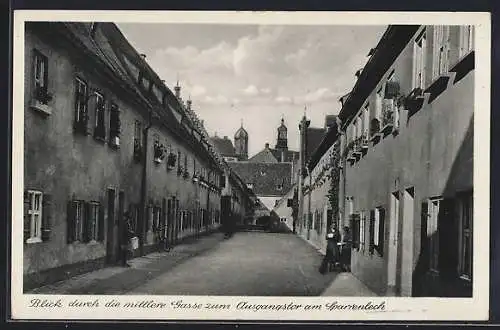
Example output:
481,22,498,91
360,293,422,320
30,231,376,296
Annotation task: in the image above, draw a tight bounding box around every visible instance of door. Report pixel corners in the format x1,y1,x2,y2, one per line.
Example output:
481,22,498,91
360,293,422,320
221,196,231,231
387,191,400,295
167,198,173,246
106,188,116,263
401,187,415,296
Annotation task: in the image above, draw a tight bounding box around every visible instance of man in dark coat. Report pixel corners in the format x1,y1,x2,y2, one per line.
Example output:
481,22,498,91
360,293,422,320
319,224,341,274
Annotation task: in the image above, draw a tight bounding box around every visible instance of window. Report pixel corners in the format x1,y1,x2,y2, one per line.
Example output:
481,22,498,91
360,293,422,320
68,200,85,243
370,207,386,255
26,190,43,243
413,29,427,89
247,183,254,190
88,201,100,242
109,103,121,147
432,26,450,79
220,175,226,188
363,104,369,137
94,92,106,140
458,192,473,280
350,213,360,250
134,120,142,158
33,50,49,104
375,89,383,121
459,25,474,57
359,211,366,250
427,197,442,272
74,77,88,133
177,150,182,171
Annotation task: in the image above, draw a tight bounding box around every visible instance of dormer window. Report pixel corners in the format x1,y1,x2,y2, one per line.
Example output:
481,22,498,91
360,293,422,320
90,22,98,38
260,170,266,176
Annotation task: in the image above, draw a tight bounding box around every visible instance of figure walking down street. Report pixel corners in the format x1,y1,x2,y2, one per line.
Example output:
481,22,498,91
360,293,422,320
319,224,341,274
120,211,134,267
340,226,352,272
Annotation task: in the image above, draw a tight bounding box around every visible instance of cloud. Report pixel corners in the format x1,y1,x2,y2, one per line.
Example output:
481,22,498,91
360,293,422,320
275,96,292,104
190,85,207,97
203,95,229,105
243,85,259,96
303,87,340,103
260,87,272,95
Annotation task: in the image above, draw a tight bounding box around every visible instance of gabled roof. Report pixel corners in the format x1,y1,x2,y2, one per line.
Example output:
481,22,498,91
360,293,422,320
209,136,236,157
229,161,293,197
306,127,328,161
248,148,279,163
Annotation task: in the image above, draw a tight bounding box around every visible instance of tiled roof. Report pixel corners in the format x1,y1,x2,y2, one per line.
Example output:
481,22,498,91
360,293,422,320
306,127,327,161
210,136,236,157
229,161,293,197
248,148,278,163
270,149,299,163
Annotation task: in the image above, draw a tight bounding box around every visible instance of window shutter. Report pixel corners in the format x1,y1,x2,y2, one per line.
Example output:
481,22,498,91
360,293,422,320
66,200,76,243
83,202,91,243
378,208,386,256
98,203,105,242
439,198,457,277
369,210,375,253
24,191,31,242
73,82,80,128
420,201,429,270
41,193,52,241
43,57,49,93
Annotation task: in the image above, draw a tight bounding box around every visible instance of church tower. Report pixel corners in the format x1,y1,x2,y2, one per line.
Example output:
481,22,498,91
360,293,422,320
275,117,288,151
234,120,248,161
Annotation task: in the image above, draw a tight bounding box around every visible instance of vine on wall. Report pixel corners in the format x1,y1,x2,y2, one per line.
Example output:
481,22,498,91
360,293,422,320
327,140,341,228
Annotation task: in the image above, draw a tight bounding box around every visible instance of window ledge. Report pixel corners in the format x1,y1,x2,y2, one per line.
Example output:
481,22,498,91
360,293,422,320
26,237,43,244
30,100,52,116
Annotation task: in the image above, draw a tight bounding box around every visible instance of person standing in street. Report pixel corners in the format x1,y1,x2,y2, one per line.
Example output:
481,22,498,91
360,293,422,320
319,224,341,274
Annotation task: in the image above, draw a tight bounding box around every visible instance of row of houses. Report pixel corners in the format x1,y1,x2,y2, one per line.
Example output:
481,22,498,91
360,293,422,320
274,24,474,297
23,22,256,290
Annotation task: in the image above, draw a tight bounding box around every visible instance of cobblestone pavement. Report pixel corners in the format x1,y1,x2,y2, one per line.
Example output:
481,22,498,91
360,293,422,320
29,231,376,296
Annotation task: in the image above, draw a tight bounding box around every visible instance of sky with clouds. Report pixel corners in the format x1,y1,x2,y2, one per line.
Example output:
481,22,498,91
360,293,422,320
117,23,386,157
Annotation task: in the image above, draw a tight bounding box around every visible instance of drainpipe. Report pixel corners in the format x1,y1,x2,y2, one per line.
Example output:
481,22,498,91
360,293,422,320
139,109,153,256
337,118,347,229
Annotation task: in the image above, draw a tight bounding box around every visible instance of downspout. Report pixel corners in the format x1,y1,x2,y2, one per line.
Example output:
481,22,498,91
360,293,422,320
338,118,347,229
139,109,153,256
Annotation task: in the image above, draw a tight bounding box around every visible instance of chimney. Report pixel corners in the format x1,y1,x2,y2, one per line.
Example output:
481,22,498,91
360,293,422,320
140,53,146,60
224,136,228,140
265,143,269,149
186,99,192,111
201,120,204,127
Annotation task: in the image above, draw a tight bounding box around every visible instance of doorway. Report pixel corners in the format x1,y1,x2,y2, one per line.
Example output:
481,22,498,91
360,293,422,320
106,188,116,263
387,191,400,295
401,187,415,296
